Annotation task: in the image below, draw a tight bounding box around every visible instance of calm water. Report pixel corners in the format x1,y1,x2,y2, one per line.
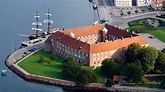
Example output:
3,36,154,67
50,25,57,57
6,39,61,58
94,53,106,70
0,0,94,91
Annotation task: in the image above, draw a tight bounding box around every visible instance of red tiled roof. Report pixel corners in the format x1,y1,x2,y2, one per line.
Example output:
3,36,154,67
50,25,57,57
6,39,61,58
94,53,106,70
90,35,148,53
49,31,90,53
47,24,148,53
63,24,104,36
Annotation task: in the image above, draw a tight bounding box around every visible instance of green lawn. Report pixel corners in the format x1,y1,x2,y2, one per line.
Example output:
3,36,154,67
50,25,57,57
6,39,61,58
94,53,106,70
121,83,164,89
147,28,165,42
126,18,165,42
18,49,71,80
18,49,105,83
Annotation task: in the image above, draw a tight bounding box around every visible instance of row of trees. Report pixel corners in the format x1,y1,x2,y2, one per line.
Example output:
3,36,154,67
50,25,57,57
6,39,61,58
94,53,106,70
62,58,98,85
101,43,165,83
120,9,145,16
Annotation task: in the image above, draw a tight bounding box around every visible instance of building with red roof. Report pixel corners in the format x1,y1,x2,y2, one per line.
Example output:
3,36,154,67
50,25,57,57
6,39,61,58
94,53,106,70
45,24,149,66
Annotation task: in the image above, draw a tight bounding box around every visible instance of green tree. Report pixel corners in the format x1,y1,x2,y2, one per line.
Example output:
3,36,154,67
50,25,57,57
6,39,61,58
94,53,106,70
38,55,45,63
101,59,120,78
127,11,131,15
139,46,158,73
105,78,114,87
135,10,138,14
161,48,165,53
126,63,143,83
120,11,124,16
141,9,145,13
76,68,98,85
155,52,165,73
161,81,165,88
50,53,56,60
162,1,165,8
62,58,80,78
125,43,141,63
47,60,52,65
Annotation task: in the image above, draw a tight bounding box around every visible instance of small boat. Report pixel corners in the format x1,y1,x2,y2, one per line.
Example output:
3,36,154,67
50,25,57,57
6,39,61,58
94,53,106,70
89,0,93,2
93,4,97,9
21,39,42,47
1,70,6,76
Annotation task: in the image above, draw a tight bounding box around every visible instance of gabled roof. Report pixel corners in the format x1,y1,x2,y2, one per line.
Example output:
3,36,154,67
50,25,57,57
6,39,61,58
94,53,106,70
49,31,90,53
63,24,104,36
46,24,148,54
90,36,148,53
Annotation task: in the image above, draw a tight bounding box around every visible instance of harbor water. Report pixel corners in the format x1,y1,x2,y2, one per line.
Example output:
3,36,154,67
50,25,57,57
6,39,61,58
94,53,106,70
0,0,95,91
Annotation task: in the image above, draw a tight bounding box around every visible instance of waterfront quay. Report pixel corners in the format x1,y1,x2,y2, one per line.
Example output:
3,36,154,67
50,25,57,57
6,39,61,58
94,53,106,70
5,38,116,92
4,34,164,92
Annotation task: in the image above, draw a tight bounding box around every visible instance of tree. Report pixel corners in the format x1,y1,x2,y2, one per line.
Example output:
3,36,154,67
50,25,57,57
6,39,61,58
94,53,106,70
76,68,98,85
162,1,165,8
50,53,56,60
135,10,138,14
101,59,120,78
155,52,165,73
120,11,124,16
126,63,143,83
139,46,158,73
125,43,141,63
141,9,145,13
47,60,52,65
127,11,131,15
161,48,165,53
38,55,45,63
62,58,80,78
105,78,114,87
161,81,165,88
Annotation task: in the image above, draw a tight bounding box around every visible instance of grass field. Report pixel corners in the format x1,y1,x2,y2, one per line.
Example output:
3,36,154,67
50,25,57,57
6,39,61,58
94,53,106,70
147,28,165,42
126,18,165,42
18,49,105,83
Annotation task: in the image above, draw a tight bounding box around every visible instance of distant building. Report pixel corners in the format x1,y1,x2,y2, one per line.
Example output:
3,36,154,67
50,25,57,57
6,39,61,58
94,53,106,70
114,0,132,7
154,0,164,7
136,0,152,6
45,24,148,66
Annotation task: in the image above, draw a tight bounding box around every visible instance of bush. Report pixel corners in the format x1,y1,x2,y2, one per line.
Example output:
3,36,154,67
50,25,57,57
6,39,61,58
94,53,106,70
105,78,114,87
38,56,45,63
161,81,165,88
50,53,56,60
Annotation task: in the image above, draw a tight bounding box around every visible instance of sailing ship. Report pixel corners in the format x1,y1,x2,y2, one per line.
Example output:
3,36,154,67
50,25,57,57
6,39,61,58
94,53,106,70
21,9,59,46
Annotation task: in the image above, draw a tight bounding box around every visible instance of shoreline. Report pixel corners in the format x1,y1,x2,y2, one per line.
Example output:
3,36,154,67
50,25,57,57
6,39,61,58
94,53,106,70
5,43,116,92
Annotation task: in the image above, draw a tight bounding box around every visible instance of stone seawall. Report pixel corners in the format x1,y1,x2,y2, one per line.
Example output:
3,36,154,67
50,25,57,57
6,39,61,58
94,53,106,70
5,45,115,92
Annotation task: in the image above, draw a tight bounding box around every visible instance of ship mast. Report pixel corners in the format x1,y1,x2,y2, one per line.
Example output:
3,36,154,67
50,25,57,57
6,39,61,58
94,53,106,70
43,9,53,34
31,11,42,38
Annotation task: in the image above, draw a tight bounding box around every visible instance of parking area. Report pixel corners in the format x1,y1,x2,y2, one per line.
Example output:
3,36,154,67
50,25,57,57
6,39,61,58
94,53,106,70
139,33,165,50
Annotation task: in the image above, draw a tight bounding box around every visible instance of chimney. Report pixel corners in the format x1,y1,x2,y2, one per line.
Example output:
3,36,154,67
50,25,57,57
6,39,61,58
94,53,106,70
63,28,65,31
121,36,123,40
79,46,82,49
130,35,132,38
126,29,129,32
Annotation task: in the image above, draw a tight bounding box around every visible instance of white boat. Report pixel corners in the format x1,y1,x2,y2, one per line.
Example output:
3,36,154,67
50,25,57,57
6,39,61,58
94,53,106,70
21,39,42,47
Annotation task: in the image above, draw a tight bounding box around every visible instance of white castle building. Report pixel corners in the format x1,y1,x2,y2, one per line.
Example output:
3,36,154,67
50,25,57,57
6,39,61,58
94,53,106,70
114,0,132,7
136,0,152,6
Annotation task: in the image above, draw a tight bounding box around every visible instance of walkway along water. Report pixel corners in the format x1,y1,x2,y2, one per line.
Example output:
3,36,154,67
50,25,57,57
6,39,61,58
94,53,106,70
5,41,116,92
5,41,165,92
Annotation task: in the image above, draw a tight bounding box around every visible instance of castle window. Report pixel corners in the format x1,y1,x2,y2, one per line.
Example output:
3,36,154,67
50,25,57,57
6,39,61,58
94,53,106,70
94,54,96,56
56,41,58,44
94,58,96,61
86,53,88,57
